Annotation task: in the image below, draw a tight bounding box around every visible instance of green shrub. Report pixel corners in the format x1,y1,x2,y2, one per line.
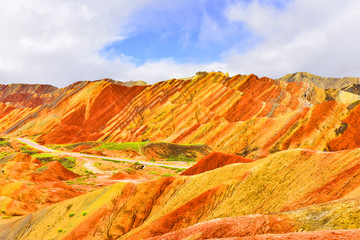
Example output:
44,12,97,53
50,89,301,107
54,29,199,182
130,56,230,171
35,165,48,173
33,154,76,169
162,174,173,177
95,142,148,151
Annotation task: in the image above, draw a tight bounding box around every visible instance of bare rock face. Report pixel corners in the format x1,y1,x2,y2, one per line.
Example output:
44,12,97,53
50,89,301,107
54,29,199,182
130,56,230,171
181,152,254,176
0,83,58,108
278,72,360,89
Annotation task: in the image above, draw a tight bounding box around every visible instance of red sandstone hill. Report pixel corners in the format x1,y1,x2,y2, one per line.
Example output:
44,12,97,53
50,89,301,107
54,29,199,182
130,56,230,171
0,153,81,216
2,73,360,239
31,161,79,182
181,152,254,176
109,168,151,181
2,72,360,159
3,148,360,239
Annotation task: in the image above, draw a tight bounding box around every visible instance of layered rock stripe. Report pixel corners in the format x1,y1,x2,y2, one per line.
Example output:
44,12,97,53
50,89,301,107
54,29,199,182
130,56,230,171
2,148,360,239
2,72,360,160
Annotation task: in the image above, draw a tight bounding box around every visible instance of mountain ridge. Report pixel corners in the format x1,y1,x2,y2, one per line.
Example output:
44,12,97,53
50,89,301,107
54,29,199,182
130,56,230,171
278,71,360,89
2,72,360,158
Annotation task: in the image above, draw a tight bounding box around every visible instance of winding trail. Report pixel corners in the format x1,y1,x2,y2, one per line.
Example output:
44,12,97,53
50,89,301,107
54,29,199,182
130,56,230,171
16,138,191,169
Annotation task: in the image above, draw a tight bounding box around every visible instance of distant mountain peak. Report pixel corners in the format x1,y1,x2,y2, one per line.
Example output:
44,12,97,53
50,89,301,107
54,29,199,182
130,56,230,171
278,72,360,89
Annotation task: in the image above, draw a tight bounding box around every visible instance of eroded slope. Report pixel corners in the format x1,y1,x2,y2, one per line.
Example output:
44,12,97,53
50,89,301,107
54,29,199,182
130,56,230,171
2,148,360,239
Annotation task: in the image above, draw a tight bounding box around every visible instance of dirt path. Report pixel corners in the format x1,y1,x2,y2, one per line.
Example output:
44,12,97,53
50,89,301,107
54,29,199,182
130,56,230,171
16,138,191,169
81,157,105,174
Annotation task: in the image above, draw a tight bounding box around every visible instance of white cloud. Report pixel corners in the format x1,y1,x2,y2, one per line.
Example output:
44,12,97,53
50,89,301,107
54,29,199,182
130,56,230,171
115,58,226,83
1,0,360,88
0,0,156,87
223,0,360,78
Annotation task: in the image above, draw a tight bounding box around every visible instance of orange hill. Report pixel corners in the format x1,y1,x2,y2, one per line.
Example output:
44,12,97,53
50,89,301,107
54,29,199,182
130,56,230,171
0,153,81,216
181,152,254,176
4,72,360,239
2,72,360,159
3,148,360,239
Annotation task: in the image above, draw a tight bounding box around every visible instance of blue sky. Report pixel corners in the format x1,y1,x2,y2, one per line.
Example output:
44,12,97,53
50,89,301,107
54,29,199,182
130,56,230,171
101,0,278,65
0,0,359,87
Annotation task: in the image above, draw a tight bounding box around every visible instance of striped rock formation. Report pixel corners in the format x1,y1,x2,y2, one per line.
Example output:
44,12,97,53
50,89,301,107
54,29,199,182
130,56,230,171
1,72,360,159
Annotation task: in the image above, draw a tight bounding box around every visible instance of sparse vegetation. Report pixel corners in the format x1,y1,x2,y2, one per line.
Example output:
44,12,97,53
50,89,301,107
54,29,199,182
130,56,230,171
66,176,94,186
334,122,348,136
35,165,48,173
141,142,211,162
19,144,39,155
50,141,100,151
82,212,87,216
166,156,194,162
32,153,76,169
162,173,173,177
93,162,102,168
94,142,148,151
0,140,11,147
84,170,94,175
159,166,185,171
69,213,75,217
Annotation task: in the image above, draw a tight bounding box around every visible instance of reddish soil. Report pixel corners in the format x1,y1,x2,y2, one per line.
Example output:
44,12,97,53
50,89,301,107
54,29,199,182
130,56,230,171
2,153,39,179
282,162,360,211
328,103,360,151
282,101,340,149
64,177,178,239
0,102,16,118
31,161,79,182
42,83,146,144
181,152,254,176
146,215,296,240
109,169,151,181
223,93,263,122
0,83,57,108
128,184,229,239
0,153,81,216
224,229,360,240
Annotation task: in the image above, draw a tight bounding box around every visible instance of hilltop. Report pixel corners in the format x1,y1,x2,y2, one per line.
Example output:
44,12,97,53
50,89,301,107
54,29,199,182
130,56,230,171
278,72,360,89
